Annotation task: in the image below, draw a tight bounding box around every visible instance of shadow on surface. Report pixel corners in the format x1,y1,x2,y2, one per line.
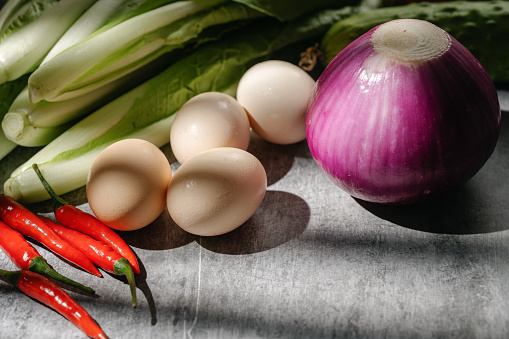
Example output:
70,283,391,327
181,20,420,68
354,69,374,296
200,190,310,255
125,190,310,255
118,209,195,251
356,117,509,235
248,133,312,186
355,183,507,235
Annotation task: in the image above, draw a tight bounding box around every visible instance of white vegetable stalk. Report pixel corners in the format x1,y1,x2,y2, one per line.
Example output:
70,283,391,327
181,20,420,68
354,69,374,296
40,0,132,64
0,130,17,159
6,116,176,203
0,0,97,84
6,81,174,202
0,0,29,35
2,81,120,146
9,83,151,178
27,0,258,102
0,0,59,38
1,0,178,147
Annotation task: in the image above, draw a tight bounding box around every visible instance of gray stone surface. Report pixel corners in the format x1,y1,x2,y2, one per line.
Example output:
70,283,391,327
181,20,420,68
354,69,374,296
0,91,508,339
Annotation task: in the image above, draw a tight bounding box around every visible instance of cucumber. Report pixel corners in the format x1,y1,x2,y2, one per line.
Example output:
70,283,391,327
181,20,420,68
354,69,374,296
321,1,509,82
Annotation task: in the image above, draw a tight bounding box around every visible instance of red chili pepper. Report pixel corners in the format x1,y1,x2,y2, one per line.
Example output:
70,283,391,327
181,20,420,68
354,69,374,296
0,195,102,278
33,164,140,274
41,216,137,308
0,220,95,295
0,269,108,339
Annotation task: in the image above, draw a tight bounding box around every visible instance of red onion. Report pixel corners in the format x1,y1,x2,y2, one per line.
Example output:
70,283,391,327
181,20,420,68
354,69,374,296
306,19,501,204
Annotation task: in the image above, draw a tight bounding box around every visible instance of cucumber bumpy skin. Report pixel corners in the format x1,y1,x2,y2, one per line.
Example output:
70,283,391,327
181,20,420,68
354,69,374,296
321,1,509,83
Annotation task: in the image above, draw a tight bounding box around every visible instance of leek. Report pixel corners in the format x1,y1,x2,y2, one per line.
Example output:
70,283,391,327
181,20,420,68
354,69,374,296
0,0,97,84
5,7,355,203
2,0,178,147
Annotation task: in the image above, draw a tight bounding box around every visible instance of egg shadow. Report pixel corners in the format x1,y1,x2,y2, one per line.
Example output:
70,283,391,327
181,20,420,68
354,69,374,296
117,209,195,251
248,133,312,186
120,190,310,255
200,190,310,255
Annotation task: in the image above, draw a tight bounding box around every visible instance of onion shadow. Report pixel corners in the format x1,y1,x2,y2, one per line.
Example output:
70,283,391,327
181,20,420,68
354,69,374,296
356,170,509,235
357,116,509,235
200,190,310,255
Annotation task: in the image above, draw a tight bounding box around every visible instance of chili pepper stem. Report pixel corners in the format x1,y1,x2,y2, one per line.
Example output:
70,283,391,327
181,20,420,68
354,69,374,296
32,163,68,208
113,258,137,308
0,269,22,286
29,256,96,295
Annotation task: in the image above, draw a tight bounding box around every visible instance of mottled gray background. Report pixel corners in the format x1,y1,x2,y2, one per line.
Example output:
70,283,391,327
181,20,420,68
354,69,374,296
0,90,508,339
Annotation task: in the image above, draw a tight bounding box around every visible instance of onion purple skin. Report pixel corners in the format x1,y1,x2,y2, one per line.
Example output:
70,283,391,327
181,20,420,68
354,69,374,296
306,21,501,205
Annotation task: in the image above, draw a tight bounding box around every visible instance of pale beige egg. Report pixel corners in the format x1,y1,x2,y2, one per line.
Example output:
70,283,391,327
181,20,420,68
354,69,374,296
236,60,316,145
166,147,266,236
170,92,251,164
86,138,172,231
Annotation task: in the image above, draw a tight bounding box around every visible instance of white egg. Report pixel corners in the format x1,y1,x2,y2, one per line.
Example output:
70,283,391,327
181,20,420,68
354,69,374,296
170,91,251,164
236,60,316,145
166,147,267,236
86,138,172,231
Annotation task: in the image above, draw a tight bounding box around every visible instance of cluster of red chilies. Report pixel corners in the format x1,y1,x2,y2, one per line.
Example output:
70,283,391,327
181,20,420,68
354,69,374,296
0,164,141,338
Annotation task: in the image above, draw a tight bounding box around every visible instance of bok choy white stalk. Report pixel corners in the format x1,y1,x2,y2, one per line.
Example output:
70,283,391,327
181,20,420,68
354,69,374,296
0,74,29,159
1,0,178,147
0,0,97,84
27,0,264,103
0,0,61,40
3,81,124,146
5,7,354,203
41,0,139,64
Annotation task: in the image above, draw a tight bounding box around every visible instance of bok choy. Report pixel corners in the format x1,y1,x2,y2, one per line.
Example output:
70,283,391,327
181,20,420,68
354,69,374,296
2,0,180,147
0,0,61,40
0,0,97,84
5,7,356,203
27,0,264,103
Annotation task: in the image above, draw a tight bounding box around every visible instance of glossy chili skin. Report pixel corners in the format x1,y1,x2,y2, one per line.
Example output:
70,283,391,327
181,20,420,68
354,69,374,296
0,221,95,295
0,195,102,277
0,269,108,339
55,205,140,274
0,220,39,270
42,216,137,307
